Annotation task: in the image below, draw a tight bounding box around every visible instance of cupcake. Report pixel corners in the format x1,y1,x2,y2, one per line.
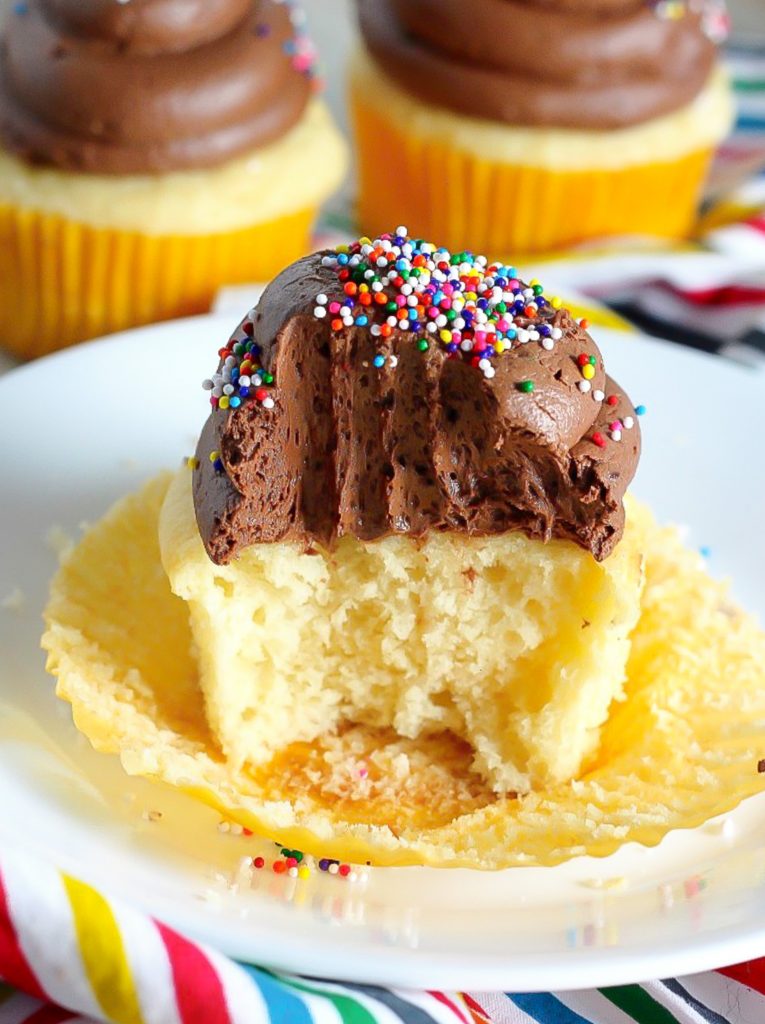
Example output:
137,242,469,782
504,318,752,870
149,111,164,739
0,0,347,359
160,229,644,795
350,0,733,256
42,231,765,868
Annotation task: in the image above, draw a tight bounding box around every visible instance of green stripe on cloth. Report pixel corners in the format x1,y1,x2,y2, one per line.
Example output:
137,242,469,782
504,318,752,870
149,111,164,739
277,975,380,1024
734,79,765,93
600,985,679,1024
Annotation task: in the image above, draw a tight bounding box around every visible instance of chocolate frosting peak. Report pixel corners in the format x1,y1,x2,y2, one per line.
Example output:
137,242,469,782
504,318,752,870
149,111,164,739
0,0,316,173
356,0,724,130
193,233,642,564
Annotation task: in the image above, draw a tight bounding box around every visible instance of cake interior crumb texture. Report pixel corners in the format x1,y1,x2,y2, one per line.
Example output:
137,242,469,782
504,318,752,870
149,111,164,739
160,467,644,795
42,473,765,869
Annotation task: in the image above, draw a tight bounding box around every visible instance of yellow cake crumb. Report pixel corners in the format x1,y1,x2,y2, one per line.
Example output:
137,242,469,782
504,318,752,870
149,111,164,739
41,474,765,868
159,467,645,794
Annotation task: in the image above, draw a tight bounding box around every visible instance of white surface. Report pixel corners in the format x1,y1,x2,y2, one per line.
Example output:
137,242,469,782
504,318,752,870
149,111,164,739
1,316,765,991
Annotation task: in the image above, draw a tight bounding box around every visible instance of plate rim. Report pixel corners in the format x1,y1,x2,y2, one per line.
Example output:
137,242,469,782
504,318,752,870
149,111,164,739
2,314,765,991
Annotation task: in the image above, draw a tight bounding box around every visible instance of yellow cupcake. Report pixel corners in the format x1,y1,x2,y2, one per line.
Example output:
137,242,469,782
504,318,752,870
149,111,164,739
351,0,733,257
159,465,645,796
38,234,765,868
0,0,347,358
42,473,765,869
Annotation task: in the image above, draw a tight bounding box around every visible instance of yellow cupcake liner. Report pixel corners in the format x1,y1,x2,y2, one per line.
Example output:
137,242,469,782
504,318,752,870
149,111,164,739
351,84,716,259
0,203,316,360
42,474,765,870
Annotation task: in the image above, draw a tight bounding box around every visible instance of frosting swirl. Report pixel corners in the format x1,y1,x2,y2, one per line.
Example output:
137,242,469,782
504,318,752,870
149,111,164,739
0,0,316,173
193,234,642,564
357,0,719,130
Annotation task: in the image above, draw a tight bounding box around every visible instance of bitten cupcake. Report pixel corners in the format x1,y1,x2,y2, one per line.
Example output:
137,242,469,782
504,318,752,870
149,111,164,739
0,0,347,359
351,0,733,257
161,231,645,797
42,231,765,869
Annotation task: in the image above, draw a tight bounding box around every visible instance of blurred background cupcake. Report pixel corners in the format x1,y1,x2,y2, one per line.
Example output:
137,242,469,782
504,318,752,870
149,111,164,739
0,0,347,359
350,0,734,259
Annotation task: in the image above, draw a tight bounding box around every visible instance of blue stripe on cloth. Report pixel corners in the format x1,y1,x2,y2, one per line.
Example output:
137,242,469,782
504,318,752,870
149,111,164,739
239,964,314,1024
509,993,593,1024
345,983,442,1024
735,115,765,132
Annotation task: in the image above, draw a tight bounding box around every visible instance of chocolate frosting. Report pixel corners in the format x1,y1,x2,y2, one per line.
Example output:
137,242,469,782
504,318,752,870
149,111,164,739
193,248,641,565
0,0,314,173
356,0,720,130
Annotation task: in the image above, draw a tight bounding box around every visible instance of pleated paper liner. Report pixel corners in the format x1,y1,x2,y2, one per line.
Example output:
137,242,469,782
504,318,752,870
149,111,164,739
0,203,316,360
351,84,714,260
42,473,765,870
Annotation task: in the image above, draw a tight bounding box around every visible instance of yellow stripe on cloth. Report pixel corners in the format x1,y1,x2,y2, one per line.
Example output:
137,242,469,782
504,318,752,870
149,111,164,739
63,875,145,1024
696,198,764,233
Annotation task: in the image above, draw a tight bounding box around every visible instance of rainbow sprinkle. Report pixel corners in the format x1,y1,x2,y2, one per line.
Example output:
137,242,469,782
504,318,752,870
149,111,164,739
203,230,646,457
217,827,363,883
202,319,275,412
314,227,566,382
649,0,729,41
277,0,322,89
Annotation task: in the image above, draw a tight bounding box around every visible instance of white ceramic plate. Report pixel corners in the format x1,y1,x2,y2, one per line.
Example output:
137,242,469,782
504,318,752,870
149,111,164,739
2,315,765,992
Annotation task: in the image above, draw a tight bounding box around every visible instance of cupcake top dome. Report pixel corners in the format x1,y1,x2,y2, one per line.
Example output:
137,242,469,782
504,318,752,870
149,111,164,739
193,230,642,565
0,0,318,173
357,0,728,130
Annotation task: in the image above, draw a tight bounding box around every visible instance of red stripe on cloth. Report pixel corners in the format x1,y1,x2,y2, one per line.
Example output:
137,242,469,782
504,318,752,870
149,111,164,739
156,921,231,1024
461,993,492,1023
427,991,470,1023
0,870,47,1001
670,284,765,307
745,216,765,237
717,144,765,160
22,1005,79,1024
719,958,765,996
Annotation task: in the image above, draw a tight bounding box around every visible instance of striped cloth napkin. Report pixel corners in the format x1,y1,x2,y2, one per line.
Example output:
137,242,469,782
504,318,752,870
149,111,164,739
4,36,765,1024
3,842,765,1024
523,39,765,367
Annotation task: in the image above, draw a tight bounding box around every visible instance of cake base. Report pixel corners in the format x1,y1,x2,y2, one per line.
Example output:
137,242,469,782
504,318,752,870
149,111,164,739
42,473,765,869
161,466,645,796
0,99,347,358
